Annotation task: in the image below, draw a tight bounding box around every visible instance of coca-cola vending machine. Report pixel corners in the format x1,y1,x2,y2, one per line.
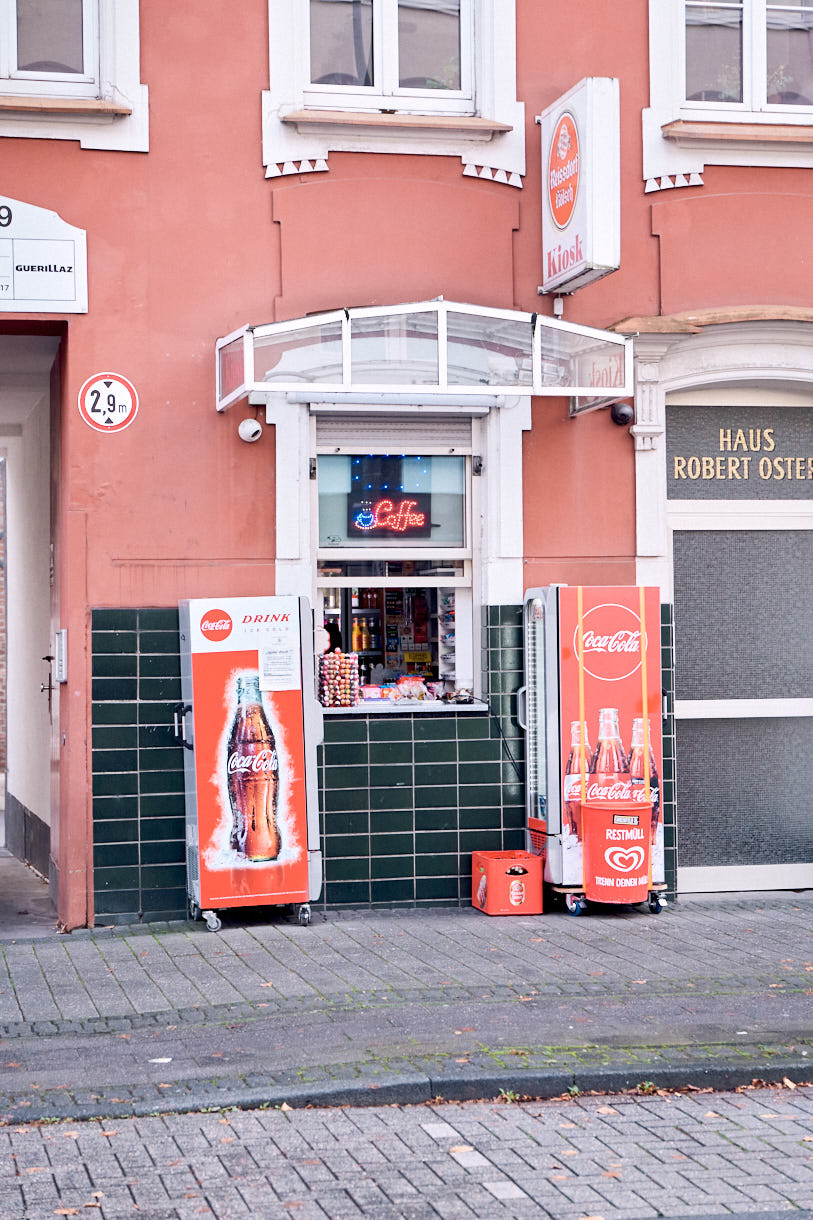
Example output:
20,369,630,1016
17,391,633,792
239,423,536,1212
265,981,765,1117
176,596,323,930
519,586,666,915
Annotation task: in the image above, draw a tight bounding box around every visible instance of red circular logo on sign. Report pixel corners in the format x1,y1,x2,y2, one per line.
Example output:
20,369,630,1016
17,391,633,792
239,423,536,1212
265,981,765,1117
548,112,579,230
200,609,232,642
573,602,645,683
78,372,139,433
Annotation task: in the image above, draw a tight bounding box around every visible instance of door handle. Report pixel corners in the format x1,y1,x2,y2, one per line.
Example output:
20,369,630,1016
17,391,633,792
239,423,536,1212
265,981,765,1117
173,702,193,750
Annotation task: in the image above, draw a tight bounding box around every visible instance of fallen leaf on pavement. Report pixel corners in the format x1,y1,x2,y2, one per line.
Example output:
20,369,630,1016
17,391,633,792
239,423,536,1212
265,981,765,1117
602,1171,621,1178
450,1145,473,1153
783,1077,797,1089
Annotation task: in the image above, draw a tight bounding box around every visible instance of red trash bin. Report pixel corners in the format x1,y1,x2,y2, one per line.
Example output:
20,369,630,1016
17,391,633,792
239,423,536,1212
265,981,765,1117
580,799,652,904
471,850,544,916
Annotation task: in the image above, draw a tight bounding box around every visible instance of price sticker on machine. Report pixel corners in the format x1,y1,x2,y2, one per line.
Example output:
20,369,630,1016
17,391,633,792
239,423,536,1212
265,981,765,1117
78,372,139,433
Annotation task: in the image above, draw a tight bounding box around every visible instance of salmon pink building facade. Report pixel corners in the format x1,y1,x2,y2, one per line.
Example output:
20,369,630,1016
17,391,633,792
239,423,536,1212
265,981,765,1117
0,1,810,927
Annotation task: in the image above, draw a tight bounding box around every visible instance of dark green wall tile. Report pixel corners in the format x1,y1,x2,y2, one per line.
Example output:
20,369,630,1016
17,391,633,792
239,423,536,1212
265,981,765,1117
93,819,139,844
371,879,414,903
416,853,458,877
140,654,181,678
92,609,138,631
324,786,369,813
93,843,139,869
414,785,458,808
325,811,369,836
140,887,186,913
370,786,414,811
140,864,186,890
139,747,185,772
93,772,138,797
457,737,501,763
371,855,415,879
324,742,369,766
91,631,137,655
414,762,457,788
141,816,186,841
458,761,500,785
415,808,457,831
458,807,500,830
140,793,185,817
138,608,179,631
459,784,502,808
94,865,139,891
139,677,182,702
138,701,179,726
369,831,413,855
92,702,138,726
138,631,180,654
140,840,185,865
367,716,413,740
139,725,179,748
416,877,459,900
139,771,184,795
93,795,139,821
370,809,414,833
460,830,502,852
326,857,370,882
502,828,525,851
369,763,412,788
92,653,138,678
413,738,456,763
324,765,368,790
414,716,456,740
324,882,370,905
325,834,369,858
368,740,412,765
92,726,138,750
94,889,140,915
324,718,369,743
415,830,458,854
91,749,138,775
456,715,490,739
92,678,138,702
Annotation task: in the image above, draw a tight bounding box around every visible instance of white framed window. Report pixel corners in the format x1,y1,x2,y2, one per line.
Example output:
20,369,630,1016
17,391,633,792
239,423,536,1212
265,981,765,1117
263,0,525,184
307,0,474,115
0,0,149,152
644,0,813,187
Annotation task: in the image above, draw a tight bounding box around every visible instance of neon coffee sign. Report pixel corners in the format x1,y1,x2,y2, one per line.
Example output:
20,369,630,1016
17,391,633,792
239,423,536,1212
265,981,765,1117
352,499,427,534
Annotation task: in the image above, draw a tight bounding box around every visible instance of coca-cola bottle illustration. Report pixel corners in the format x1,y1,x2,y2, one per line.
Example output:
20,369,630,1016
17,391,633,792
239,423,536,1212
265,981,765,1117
588,708,631,801
226,674,280,861
563,720,591,839
629,716,660,843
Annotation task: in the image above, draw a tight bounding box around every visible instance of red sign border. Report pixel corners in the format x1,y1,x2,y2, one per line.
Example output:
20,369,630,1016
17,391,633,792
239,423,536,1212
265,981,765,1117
78,371,139,434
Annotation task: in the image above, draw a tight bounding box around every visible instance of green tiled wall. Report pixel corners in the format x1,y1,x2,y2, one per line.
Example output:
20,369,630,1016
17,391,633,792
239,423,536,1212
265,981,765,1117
91,609,187,924
90,601,674,920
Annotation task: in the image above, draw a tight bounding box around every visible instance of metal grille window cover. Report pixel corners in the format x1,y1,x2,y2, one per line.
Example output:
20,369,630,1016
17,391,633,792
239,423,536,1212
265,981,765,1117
676,717,812,868
316,414,472,451
673,530,813,701
667,405,813,500
215,300,632,410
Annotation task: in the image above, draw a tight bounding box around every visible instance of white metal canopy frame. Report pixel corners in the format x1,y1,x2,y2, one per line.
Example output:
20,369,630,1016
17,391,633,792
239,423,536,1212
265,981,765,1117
215,300,632,412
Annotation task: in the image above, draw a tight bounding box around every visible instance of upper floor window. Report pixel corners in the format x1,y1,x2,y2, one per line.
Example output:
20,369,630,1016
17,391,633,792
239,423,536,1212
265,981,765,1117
0,0,148,151
684,0,813,111
307,0,473,113
1,0,98,96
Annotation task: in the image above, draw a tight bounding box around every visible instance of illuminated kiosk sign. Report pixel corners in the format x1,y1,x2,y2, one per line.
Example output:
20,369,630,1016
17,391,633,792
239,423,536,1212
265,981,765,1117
348,494,432,538
538,78,620,295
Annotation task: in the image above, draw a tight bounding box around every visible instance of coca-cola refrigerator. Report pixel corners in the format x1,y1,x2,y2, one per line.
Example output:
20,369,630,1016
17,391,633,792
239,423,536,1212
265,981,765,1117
519,586,666,915
176,595,323,930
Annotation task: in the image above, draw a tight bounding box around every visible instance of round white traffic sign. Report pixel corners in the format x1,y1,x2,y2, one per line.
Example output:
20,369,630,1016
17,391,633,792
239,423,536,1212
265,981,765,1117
78,373,139,433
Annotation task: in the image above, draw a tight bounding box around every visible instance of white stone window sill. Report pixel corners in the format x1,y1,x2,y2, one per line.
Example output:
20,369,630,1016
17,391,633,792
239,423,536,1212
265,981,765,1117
662,119,813,145
282,109,512,142
0,94,131,117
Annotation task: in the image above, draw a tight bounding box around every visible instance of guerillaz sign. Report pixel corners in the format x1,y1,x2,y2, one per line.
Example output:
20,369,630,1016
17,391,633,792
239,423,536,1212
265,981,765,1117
666,406,813,500
0,194,87,313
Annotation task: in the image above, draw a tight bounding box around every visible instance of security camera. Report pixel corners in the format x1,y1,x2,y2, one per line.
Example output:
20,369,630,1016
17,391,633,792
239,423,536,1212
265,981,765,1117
610,401,634,427
238,418,263,443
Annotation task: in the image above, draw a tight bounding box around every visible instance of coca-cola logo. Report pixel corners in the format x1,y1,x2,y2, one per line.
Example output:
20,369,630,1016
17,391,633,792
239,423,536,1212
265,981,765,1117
227,748,277,774
200,609,232,642
573,603,646,682
604,846,645,873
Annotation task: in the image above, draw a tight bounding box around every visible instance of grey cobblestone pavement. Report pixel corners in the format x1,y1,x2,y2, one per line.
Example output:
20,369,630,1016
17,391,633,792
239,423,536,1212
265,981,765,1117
0,888,810,1122
0,1084,811,1219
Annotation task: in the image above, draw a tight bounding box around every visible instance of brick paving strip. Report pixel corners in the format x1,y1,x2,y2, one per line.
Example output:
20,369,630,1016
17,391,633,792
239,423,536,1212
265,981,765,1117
0,1086,811,1219
0,894,810,1124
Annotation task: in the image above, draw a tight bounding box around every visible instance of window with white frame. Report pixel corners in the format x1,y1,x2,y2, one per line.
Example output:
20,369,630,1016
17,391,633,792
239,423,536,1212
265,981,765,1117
0,0,148,152
685,0,813,109
263,0,525,183
644,0,813,186
307,0,473,114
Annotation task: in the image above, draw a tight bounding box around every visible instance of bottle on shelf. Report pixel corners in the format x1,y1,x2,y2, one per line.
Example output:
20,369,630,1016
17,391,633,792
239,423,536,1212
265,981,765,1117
351,616,362,652
360,617,371,651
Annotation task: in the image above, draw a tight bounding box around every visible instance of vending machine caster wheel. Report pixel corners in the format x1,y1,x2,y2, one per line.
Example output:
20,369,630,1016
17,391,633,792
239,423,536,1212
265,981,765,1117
188,900,201,922
565,893,586,916
647,894,663,915
203,910,222,932
296,903,312,927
